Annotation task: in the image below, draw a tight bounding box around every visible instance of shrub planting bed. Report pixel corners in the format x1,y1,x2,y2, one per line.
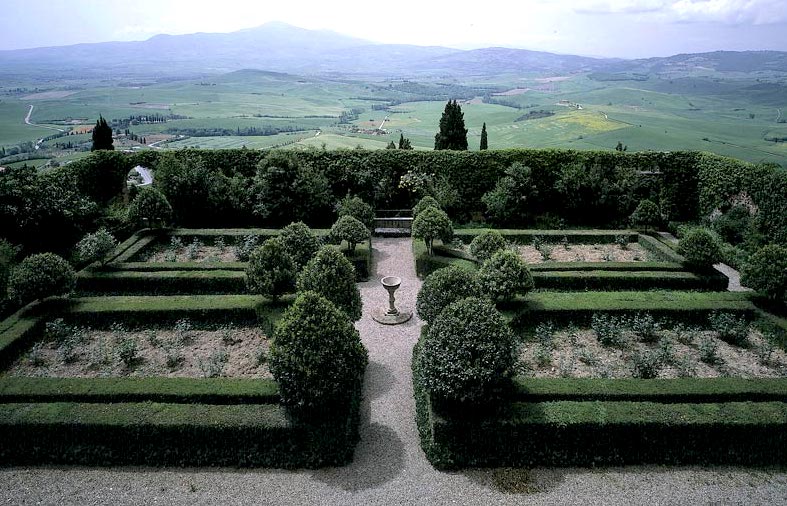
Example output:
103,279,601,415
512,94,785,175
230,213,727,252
0,296,363,467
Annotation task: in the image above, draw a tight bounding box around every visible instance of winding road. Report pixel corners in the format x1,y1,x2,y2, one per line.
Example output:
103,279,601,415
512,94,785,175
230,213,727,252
24,105,66,150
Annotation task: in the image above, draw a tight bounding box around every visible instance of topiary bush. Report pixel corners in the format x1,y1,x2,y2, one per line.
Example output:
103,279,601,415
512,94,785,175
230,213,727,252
297,246,362,321
269,291,367,415
412,206,453,256
74,228,118,266
629,199,662,229
126,187,172,228
419,297,515,403
280,221,320,269
481,162,539,226
469,230,507,262
741,244,787,301
245,237,296,301
416,265,482,324
330,215,370,255
712,204,752,246
677,227,722,271
8,253,76,305
412,195,441,219
478,249,534,302
336,195,375,229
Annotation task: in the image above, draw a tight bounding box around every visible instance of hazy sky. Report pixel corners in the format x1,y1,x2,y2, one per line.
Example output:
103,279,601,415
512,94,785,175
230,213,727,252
2,0,787,58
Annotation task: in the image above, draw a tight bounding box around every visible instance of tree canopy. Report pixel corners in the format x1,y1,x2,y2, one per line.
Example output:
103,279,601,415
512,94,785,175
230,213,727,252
434,100,468,151
91,115,114,151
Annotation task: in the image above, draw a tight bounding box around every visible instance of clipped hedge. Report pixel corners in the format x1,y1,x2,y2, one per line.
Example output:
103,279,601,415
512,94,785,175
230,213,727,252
77,270,247,295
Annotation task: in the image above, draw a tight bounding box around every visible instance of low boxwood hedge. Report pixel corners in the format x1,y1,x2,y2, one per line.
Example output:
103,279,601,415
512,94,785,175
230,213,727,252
77,270,247,295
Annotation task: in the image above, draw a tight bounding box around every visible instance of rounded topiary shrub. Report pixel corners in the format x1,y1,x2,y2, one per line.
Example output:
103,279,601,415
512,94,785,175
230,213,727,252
478,249,534,302
677,227,722,271
412,206,453,256
741,244,787,301
337,195,375,229
74,228,118,265
245,237,296,301
126,187,172,228
330,215,370,255
416,265,482,324
469,230,507,262
280,221,320,269
629,199,662,229
413,196,441,219
298,246,362,321
419,297,515,403
8,253,76,305
270,291,367,414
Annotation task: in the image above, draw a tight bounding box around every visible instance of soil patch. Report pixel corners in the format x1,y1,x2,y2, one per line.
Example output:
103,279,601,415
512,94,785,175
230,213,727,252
518,243,649,263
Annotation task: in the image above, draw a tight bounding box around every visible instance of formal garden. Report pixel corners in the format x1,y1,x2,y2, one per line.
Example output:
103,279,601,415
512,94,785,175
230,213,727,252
0,147,785,468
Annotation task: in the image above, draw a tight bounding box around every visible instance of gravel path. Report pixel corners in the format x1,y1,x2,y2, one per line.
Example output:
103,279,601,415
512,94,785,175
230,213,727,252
2,238,786,505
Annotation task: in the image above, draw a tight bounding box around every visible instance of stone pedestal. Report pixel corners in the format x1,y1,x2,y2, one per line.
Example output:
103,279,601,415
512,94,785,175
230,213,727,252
373,275,412,325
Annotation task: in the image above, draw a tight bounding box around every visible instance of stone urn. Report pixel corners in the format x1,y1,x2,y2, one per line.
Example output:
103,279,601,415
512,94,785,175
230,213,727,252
373,275,412,325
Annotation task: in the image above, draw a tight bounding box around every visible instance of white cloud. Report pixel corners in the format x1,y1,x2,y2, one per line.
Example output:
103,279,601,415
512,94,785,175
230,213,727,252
572,0,787,24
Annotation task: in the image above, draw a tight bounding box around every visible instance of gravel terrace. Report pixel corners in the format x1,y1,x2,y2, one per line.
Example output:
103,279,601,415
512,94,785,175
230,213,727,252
2,237,786,505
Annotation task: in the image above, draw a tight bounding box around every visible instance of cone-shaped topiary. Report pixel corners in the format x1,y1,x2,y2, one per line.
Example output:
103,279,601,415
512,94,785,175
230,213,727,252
416,265,482,324
270,291,367,414
8,253,76,304
469,230,507,262
629,199,662,229
126,187,172,228
478,249,534,302
678,227,722,271
298,246,362,321
280,221,320,269
741,244,787,301
245,237,296,301
419,297,515,403
330,215,370,255
412,206,453,256
413,195,441,219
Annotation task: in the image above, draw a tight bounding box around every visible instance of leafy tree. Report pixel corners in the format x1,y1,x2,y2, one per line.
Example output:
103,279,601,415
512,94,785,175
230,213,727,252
298,246,362,321
555,162,637,225
629,199,662,229
412,206,453,256
398,134,412,150
8,253,76,304
336,195,375,229
253,151,332,227
416,265,482,323
480,122,488,150
678,227,722,271
280,221,320,269
469,230,507,262
481,163,539,226
246,237,296,301
741,244,787,301
91,115,114,151
154,152,229,226
478,249,534,302
712,204,751,245
412,195,441,219
386,141,397,149
126,187,172,228
419,297,515,403
269,291,367,414
434,99,468,150
751,171,787,247
330,215,370,255
74,228,118,266
0,240,19,307
615,141,628,152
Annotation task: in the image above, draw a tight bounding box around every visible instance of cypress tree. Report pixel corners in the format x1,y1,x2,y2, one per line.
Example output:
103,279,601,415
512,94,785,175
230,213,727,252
480,122,488,150
91,115,114,151
434,100,468,150
398,133,412,150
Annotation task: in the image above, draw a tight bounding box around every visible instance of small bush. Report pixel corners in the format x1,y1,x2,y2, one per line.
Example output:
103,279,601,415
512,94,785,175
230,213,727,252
297,246,362,321
677,227,722,271
478,249,534,302
330,215,370,255
269,291,367,413
245,237,296,301
631,350,662,378
469,230,507,262
234,234,258,262
533,344,552,367
199,349,229,378
534,321,555,349
631,312,660,343
629,199,662,228
126,187,172,228
419,297,515,403
8,253,76,305
412,206,453,256
592,313,626,347
413,196,441,219
698,336,720,364
416,265,482,324
116,338,139,368
741,244,787,301
712,205,752,245
186,238,202,260
709,311,749,347
280,221,320,269
336,195,375,229
75,228,118,265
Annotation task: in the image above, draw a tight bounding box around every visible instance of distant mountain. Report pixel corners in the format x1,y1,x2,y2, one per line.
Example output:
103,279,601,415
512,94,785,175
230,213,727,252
1,22,785,80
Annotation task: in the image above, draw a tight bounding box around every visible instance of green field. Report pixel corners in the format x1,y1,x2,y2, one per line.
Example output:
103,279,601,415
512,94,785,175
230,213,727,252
2,70,785,166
